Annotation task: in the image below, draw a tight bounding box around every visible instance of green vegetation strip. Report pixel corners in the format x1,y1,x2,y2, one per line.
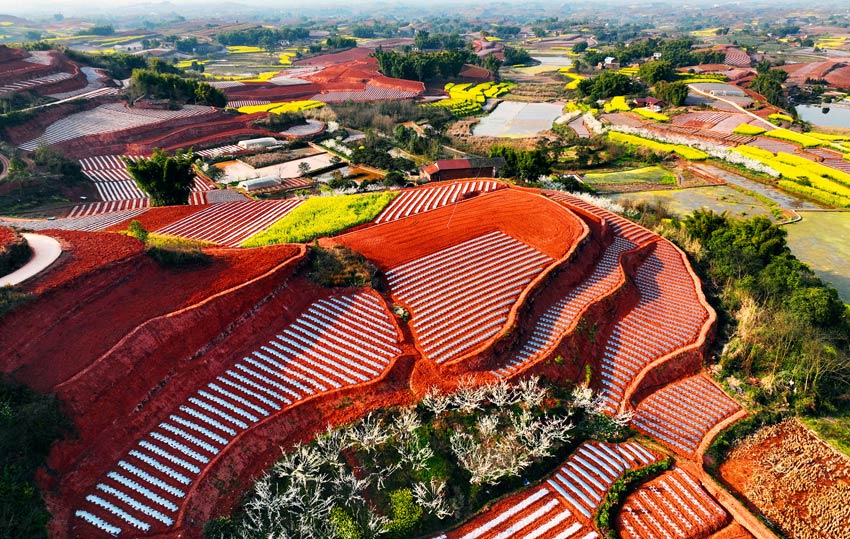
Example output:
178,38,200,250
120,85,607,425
595,457,673,539
584,166,676,185
0,377,70,538
242,193,397,246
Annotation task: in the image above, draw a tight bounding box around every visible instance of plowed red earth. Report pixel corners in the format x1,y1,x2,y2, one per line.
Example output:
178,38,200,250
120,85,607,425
105,205,208,232
331,188,583,267
0,241,301,391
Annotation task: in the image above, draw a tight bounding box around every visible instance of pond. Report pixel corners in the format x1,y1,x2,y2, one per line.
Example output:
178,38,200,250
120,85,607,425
531,56,573,67
784,211,850,303
472,101,564,138
796,103,850,129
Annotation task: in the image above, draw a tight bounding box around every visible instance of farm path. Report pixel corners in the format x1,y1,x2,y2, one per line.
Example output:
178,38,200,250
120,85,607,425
686,85,775,129
0,233,61,286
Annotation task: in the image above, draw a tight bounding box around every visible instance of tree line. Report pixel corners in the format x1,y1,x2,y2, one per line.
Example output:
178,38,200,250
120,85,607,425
129,69,227,107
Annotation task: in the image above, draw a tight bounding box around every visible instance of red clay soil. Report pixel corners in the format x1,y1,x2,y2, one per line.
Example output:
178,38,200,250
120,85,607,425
294,47,373,67
0,225,18,249
21,230,143,293
0,99,103,146
825,65,850,89
0,241,301,391
45,275,418,539
304,57,425,94
330,188,584,268
104,205,208,232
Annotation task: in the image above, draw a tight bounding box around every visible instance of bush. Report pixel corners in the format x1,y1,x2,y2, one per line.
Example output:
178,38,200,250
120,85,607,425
386,489,423,538
145,234,212,268
127,220,149,243
308,245,378,288
0,377,71,539
595,457,673,538
329,506,362,539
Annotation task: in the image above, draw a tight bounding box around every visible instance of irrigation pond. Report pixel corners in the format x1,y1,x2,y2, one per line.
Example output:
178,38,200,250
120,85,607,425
472,101,564,138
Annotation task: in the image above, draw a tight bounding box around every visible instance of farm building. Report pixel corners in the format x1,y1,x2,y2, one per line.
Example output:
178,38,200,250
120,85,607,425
420,157,506,181
237,176,281,192
238,137,278,150
633,96,665,111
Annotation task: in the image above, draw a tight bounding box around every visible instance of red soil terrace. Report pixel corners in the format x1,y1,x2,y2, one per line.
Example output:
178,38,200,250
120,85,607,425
1,242,301,391
0,181,747,538
331,188,582,266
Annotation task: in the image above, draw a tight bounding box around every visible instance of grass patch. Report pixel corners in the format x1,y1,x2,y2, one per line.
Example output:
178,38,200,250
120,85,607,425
608,131,709,160
585,166,676,185
145,234,213,268
309,245,378,288
803,413,850,456
0,286,32,319
242,193,397,246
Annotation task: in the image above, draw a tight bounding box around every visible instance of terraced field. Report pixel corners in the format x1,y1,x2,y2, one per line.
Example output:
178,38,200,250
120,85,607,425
1,179,748,539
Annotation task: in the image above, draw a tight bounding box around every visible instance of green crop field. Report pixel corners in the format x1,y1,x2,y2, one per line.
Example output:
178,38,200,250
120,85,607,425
242,192,397,246
584,166,676,185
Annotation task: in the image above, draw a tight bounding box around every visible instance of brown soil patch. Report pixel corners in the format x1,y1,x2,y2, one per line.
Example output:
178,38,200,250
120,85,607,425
719,419,850,539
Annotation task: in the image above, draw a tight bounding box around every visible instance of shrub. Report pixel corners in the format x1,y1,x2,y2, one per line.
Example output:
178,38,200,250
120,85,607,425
329,506,362,539
386,489,424,537
127,220,149,243
0,376,71,538
145,234,212,268
308,245,378,288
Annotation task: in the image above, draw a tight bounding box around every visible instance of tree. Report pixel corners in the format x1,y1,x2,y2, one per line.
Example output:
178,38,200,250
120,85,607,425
572,41,589,54
577,70,639,100
503,47,532,66
638,60,675,85
124,149,196,206
653,80,689,106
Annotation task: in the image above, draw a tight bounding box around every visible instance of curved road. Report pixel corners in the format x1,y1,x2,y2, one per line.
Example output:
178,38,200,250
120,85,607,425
0,153,9,181
0,233,62,287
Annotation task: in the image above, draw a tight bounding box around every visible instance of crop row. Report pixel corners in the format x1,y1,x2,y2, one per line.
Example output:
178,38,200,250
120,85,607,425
762,128,824,148
732,123,767,136
236,100,325,114
632,108,669,122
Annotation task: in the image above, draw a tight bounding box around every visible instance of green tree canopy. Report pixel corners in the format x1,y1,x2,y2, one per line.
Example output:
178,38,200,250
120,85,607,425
638,60,675,85
577,70,640,100
653,80,689,106
124,149,196,206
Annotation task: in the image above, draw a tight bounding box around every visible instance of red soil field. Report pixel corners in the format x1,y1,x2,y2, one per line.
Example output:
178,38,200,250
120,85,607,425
104,205,208,232
293,47,373,66
331,188,584,267
22,230,143,293
1,242,302,391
